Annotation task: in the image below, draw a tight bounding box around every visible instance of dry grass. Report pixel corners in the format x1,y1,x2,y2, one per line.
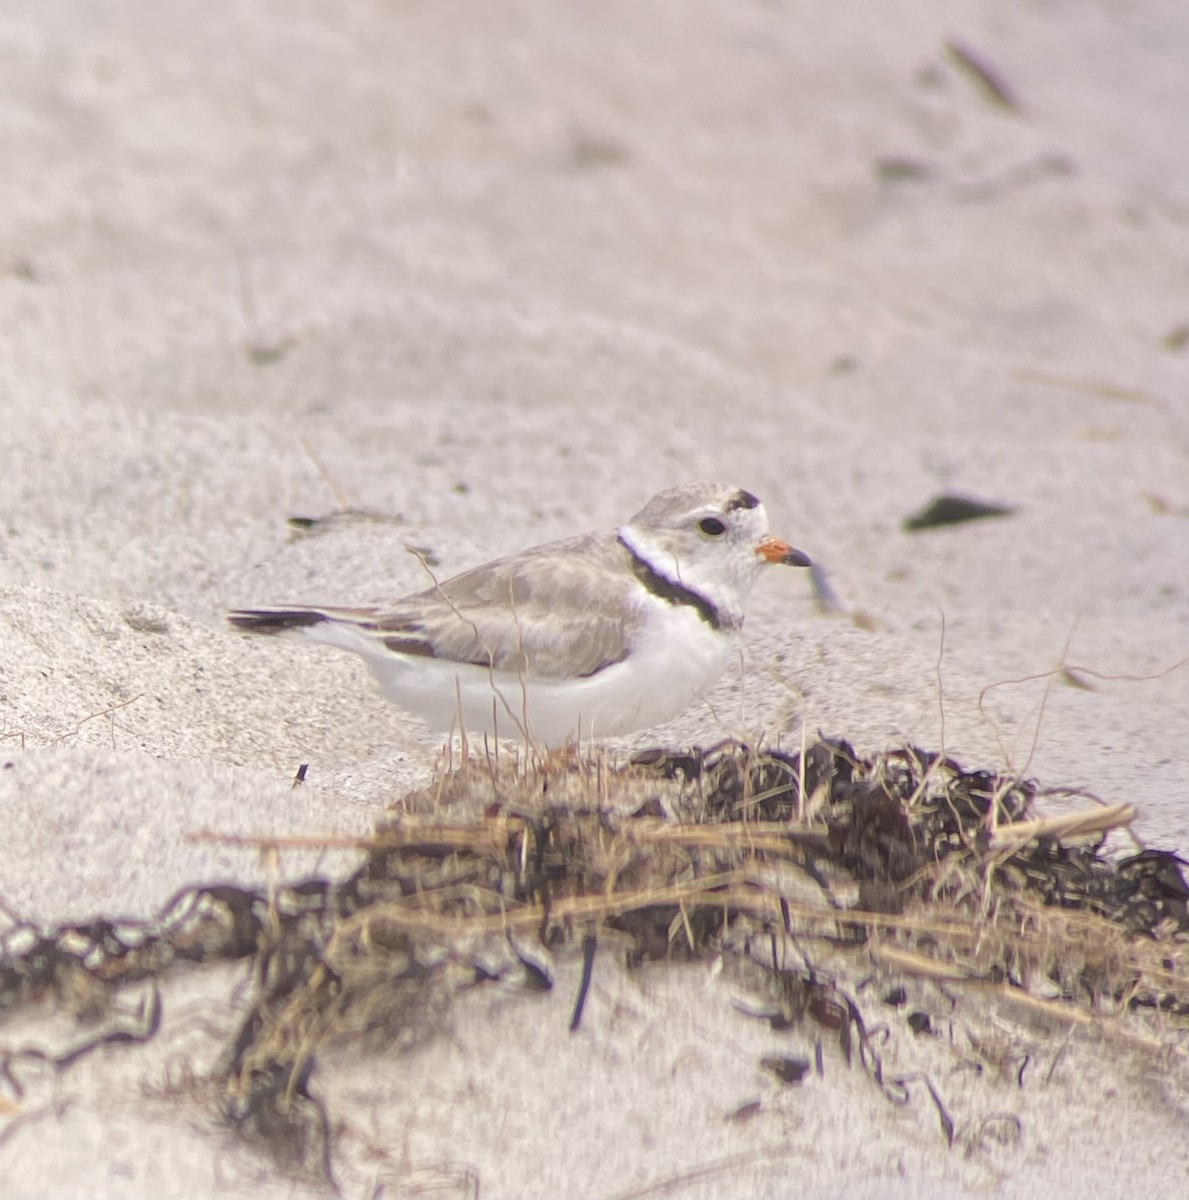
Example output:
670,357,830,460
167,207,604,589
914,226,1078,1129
3,738,1188,1188
190,740,1188,1179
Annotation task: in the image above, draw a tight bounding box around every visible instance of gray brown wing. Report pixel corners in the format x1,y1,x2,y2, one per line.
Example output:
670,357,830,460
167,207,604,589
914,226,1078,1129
371,531,643,679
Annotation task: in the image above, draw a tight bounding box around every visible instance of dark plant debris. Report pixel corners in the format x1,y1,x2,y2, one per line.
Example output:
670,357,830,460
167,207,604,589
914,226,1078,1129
1163,324,1189,353
284,509,409,538
944,38,1022,112
1,740,1185,1187
903,494,1017,531
875,156,933,183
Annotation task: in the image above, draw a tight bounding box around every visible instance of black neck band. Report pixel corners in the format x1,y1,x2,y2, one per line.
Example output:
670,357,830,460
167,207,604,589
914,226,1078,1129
618,535,724,631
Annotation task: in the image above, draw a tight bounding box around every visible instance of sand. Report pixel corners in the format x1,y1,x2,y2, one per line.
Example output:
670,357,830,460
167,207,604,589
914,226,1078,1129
2,1,1188,1196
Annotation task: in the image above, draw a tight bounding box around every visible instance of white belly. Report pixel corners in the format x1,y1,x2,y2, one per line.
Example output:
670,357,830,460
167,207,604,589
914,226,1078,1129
359,603,734,747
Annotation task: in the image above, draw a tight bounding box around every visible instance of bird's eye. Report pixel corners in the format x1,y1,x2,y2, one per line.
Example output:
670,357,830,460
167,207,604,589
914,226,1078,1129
698,517,727,537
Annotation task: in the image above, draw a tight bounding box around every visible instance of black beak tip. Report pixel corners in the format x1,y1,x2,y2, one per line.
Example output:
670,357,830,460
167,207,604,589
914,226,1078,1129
785,548,812,568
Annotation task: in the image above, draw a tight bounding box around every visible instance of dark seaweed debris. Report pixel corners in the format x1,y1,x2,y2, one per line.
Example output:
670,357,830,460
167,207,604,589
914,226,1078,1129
903,494,1016,531
0,740,1185,1186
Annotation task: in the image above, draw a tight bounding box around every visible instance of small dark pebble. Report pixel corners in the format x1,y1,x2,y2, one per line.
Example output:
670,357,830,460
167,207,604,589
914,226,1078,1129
761,1055,811,1085
908,1011,934,1035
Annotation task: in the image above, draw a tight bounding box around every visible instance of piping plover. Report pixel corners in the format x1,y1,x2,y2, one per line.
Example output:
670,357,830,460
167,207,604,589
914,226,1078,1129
229,482,810,746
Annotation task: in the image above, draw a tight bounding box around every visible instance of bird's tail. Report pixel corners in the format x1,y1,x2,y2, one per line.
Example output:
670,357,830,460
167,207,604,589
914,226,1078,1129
227,606,360,636
229,604,395,666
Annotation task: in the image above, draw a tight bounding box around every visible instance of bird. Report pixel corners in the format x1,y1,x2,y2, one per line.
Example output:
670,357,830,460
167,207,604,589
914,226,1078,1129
228,482,810,747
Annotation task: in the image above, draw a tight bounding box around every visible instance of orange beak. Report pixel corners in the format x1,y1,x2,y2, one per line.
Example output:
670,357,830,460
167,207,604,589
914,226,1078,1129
756,536,812,567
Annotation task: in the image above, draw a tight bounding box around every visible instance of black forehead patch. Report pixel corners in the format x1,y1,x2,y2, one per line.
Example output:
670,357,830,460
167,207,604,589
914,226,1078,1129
727,489,761,512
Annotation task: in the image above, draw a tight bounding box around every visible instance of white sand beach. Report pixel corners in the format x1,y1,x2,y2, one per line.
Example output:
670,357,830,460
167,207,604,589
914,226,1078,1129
2,1,1188,1196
